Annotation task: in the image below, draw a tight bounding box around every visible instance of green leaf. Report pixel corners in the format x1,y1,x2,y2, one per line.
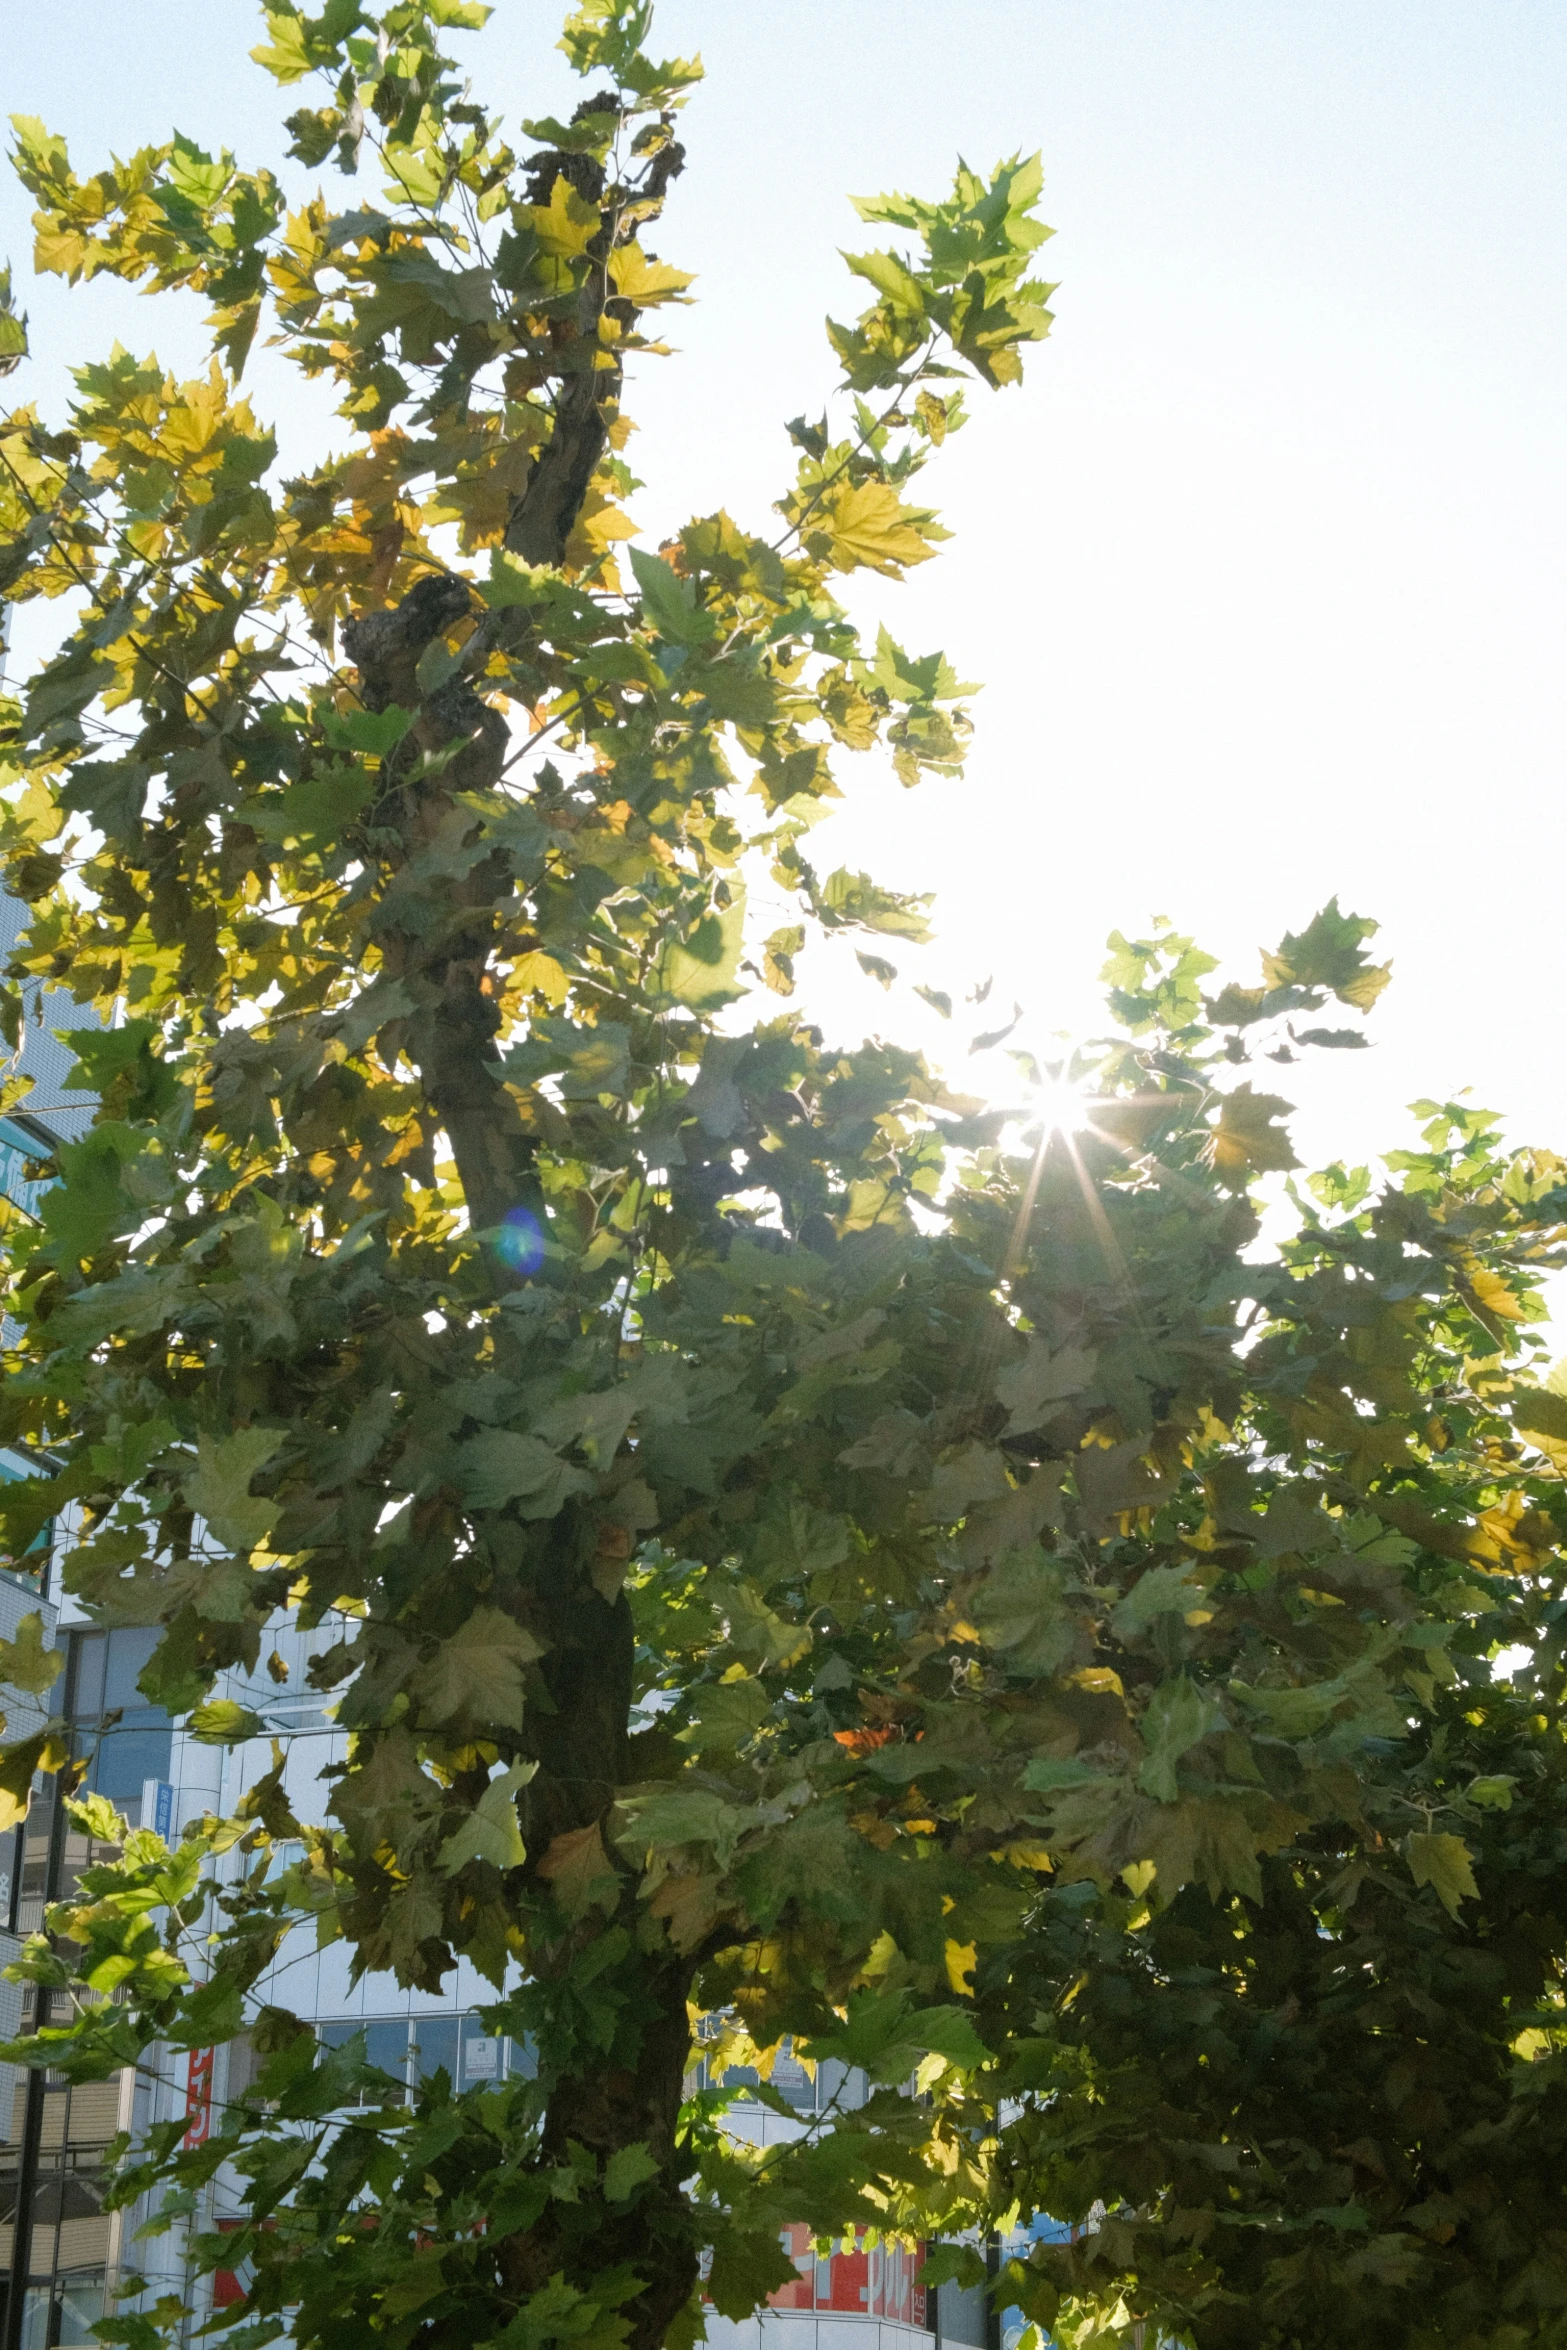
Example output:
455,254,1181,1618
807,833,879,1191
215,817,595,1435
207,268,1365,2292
1262,898,1390,1011
970,1549,1075,1676
0,265,27,379
722,1583,811,1671
499,1016,631,1101
1138,1675,1222,1803
317,704,415,757
602,2141,659,2204
184,1427,284,1553
674,1676,771,1756
803,1988,986,2084
453,1431,592,1518
189,1701,268,1746
558,0,653,75
0,1614,62,1700
1112,1565,1209,1637
1512,1386,1567,1445
1206,1082,1300,1178
408,1608,544,1735
1406,1831,1479,1916
628,546,716,648
653,890,746,1010
438,1760,534,1875
995,1339,1096,1436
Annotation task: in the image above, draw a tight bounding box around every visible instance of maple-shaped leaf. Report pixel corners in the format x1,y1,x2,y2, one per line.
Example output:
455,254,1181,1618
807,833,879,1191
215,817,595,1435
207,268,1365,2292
0,1612,63,1699
1261,898,1390,1010
994,1338,1097,1435
813,481,946,576
1138,1674,1223,1803
184,1427,284,1552
1205,1082,1300,1177
409,1608,543,1734
537,1820,620,1920
1407,1830,1479,1917
439,1761,534,1876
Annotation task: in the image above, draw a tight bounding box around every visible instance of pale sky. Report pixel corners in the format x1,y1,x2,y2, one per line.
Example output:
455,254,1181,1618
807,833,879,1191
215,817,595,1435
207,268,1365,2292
4,1,1565,1188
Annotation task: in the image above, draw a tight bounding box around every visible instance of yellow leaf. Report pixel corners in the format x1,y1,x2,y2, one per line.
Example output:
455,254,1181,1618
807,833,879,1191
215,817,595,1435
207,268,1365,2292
528,175,601,258
512,950,569,1007
944,1937,977,1994
607,244,695,305
815,481,943,577
1466,1265,1525,1322
0,1728,70,1832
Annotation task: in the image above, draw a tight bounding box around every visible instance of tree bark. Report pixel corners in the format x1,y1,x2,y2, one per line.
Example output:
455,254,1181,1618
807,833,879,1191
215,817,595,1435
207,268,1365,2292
343,573,541,1241
344,240,701,2342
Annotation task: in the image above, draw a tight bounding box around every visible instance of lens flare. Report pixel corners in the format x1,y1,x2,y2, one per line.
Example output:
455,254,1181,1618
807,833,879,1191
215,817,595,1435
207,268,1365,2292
495,1204,547,1275
1034,1071,1090,1135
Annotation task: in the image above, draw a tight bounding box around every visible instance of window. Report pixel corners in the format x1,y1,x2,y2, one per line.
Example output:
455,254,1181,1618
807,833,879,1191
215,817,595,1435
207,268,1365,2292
315,2017,532,2103
68,1630,172,1811
319,2020,410,2104
412,2017,459,2088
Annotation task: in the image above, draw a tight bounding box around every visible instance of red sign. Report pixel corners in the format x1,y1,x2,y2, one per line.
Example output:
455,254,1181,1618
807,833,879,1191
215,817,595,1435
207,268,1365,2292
756,2227,927,2325
184,2045,215,2148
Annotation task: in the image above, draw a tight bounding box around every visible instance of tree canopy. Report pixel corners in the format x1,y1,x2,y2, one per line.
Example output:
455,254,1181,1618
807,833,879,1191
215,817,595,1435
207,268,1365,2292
0,7,1565,2350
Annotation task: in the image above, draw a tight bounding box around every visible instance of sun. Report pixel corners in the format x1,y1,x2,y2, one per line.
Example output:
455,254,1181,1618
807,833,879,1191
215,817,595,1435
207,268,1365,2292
1030,1065,1093,1137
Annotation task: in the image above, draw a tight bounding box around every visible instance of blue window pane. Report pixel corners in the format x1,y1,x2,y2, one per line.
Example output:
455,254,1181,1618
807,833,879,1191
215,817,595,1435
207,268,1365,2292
364,2019,410,2094
87,1724,172,1803
320,2020,408,2105
413,2018,459,2087
102,1629,160,1714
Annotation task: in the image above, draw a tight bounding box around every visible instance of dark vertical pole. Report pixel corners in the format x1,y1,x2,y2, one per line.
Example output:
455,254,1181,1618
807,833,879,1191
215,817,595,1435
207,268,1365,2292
2,1636,77,2350
984,2237,1001,2350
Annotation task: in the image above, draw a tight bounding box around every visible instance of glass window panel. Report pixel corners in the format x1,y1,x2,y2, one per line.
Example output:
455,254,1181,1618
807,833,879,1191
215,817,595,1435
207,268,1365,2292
364,2019,410,2096
51,2268,106,2350
69,1636,105,1724
101,1630,160,1717
413,2018,459,2087
508,2035,538,2081
87,1724,172,1804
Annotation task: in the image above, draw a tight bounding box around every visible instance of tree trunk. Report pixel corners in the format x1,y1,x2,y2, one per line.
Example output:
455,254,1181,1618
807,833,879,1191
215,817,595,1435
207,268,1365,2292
344,360,700,2350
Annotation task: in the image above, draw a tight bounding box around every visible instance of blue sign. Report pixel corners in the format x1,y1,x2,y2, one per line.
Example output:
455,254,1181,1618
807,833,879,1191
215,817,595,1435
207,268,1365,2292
152,1782,173,1841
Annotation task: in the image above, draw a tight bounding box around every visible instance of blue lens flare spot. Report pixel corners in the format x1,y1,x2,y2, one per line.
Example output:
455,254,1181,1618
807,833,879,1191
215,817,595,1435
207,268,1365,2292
495,1205,546,1275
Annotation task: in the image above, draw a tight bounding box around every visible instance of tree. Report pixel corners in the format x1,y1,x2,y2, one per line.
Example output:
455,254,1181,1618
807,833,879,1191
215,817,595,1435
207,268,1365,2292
0,10,1563,2350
